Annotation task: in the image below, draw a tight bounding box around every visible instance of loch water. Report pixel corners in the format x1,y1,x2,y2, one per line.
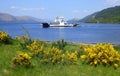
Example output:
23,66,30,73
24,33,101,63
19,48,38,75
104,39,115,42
0,22,120,44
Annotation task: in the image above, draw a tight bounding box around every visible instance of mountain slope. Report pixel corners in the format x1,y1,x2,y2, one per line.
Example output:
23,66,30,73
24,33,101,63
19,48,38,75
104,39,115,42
15,16,42,22
0,13,16,21
0,13,42,22
81,6,120,23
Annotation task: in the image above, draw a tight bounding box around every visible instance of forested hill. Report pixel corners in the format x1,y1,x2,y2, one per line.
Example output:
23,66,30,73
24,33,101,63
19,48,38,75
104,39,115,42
81,6,120,24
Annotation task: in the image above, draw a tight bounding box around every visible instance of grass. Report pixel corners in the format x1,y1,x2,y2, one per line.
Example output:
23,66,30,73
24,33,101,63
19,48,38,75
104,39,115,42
0,40,120,76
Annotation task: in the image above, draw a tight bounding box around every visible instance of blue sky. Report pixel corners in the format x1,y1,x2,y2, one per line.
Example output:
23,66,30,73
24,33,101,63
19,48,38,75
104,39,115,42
0,0,120,20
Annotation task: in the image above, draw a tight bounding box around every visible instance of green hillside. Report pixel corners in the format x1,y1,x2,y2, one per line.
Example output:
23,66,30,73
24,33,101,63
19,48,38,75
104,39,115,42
82,6,120,24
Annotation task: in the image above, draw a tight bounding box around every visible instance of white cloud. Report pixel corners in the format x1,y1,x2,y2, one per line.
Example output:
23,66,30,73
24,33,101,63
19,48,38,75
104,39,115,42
10,6,45,12
106,0,120,5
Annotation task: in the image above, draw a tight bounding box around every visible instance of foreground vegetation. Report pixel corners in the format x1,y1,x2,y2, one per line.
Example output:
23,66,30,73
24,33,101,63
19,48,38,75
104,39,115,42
1,31,120,76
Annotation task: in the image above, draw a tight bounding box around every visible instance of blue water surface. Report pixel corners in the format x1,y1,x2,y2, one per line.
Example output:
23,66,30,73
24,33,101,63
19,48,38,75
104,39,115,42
0,22,120,44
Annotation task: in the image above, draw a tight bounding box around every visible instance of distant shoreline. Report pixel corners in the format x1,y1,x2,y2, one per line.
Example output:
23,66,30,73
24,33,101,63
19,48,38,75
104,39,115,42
44,40,120,46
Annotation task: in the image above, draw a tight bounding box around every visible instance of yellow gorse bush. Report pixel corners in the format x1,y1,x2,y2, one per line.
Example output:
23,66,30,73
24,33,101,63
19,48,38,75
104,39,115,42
27,40,79,65
64,51,78,64
12,37,120,69
40,47,63,64
80,43,120,68
26,40,44,56
12,51,31,67
0,31,10,43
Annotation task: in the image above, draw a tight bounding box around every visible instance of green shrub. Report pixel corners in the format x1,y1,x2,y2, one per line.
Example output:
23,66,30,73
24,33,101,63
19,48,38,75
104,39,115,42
16,36,32,49
52,39,67,50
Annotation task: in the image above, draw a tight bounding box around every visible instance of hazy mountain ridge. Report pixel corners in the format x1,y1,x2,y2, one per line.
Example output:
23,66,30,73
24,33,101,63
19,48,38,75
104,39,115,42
81,6,120,23
0,13,42,22
0,13,16,22
1,5,120,24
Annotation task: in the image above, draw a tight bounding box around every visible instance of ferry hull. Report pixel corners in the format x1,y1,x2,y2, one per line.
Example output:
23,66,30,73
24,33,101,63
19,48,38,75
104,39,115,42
42,23,78,28
42,23,49,28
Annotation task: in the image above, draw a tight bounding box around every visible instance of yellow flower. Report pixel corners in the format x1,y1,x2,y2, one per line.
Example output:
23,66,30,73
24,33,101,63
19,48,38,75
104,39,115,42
114,63,118,69
69,53,77,60
80,55,87,61
18,51,24,57
81,43,120,68
89,53,96,58
94,60,98,65
12,51,31,67
24,53,31,59
102,59,107,64
109,57,113,62
98,52,102,58
0,31,9,43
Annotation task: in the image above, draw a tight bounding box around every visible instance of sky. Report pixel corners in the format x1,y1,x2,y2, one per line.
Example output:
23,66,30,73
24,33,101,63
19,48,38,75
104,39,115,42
0,0,120,20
